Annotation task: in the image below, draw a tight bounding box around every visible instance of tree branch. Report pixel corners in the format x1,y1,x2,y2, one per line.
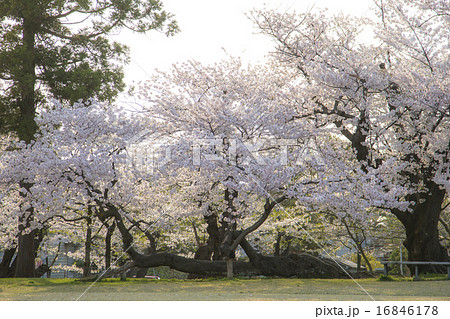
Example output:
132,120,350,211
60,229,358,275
228,196,286,253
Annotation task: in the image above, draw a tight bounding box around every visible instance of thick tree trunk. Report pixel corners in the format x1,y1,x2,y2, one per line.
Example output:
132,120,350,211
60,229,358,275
205,214,221,260
14,11,38,278
134,253,252,276
394,184,449,273
239,237,350,278
14,231,36,277
130,250,352,278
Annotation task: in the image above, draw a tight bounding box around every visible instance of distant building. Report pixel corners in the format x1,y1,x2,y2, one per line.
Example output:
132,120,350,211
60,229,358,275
38,241,82,278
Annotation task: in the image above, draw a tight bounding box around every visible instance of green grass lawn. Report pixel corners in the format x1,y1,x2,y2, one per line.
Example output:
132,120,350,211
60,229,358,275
0,277,448,301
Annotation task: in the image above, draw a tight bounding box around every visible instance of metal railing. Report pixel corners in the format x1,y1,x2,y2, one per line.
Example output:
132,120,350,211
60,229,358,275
380,261,450,280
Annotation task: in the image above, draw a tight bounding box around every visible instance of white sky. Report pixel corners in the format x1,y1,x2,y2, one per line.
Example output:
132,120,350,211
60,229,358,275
114,0,376,86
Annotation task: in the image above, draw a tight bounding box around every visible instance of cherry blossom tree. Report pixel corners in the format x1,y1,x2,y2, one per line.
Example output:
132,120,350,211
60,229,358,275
1,59,358,278
250,0,450,270
121,57,368,277
0,100,157,276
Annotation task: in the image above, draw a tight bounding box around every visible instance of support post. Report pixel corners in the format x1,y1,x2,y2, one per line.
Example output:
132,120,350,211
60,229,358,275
399,243,404,276
447,266,449,280
383,263,389,276
413,265,419,281
226,258,233,279
46,257,50,278
357,253,361,272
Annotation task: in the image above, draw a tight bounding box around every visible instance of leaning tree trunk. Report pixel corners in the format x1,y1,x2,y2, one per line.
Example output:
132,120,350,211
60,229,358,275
394,183,449,274
124,241,354,279
238,237,350,278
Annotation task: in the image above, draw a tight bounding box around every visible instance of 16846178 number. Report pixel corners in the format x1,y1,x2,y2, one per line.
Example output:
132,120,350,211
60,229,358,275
377,306,438,316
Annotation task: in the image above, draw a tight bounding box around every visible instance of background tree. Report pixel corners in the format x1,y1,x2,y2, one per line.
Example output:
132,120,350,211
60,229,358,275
0,0,178,277
0,0,178,138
